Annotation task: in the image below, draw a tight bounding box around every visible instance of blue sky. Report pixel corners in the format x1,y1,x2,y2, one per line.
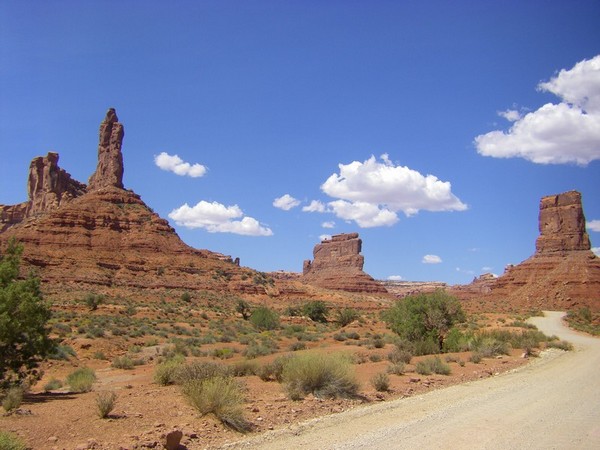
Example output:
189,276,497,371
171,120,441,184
1,1,599,285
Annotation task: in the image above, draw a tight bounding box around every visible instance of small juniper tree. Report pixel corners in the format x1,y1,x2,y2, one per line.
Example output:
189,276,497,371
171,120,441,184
0,238,54,389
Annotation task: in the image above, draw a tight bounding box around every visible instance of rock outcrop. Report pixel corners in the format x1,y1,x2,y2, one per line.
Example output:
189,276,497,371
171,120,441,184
88,108,125,190
455,191,600,312
0,108,265,297
302,233,387,293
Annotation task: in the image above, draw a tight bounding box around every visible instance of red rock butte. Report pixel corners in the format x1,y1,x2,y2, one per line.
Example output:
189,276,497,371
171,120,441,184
0,109,265,296
302,233,387,293
455,190,600,312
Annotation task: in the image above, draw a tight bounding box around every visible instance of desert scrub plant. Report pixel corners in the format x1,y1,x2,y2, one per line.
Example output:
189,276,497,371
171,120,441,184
154,355,185,386
281,352,359,400
415,356,451,375
0,431,26,450
43,378,63,392
96,391,117,418
66,367,96,393
257,355,292,382
302,300,329,323
181,376,251,432
230,360,258,377
546,340,574,351
2,386,23,412
371,372,390,392
386,362,405,375
112,355,134,370
249,306,280,331
336,308,360,327
174,361,230,385
84,293,104,311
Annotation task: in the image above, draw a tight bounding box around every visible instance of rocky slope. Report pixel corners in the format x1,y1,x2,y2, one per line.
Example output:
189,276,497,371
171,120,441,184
0,109,267,298
302,233,387,293
454,191,600,312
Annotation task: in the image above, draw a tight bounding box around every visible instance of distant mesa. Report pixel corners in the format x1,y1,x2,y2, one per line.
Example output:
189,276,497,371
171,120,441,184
0,108,262,294
302,233,387,293
455,190,600,311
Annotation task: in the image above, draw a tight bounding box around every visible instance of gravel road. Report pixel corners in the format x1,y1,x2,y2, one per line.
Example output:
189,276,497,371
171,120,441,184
227,311,600,449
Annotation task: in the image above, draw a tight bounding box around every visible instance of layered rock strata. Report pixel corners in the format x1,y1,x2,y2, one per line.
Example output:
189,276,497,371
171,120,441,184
455,191,599,311
0,109,263,295
302,233,387,293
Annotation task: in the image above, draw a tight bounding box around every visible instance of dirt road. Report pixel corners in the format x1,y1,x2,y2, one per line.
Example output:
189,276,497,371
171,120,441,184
228,311,600,449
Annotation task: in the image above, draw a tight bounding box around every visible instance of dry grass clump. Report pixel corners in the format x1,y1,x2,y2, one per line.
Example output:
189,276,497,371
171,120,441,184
371,372,390,392
66,367,96,393
181,376,251,432
281,352,359,400
96,391,117,418
415,356,451,375
0,431,26,450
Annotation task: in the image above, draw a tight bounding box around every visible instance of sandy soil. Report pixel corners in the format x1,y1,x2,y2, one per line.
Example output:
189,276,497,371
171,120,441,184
226,311,600,449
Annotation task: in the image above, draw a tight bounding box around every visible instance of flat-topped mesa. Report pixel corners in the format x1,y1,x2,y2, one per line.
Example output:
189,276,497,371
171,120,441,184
303,233,387,293
535,190,591,254
88,108,124,190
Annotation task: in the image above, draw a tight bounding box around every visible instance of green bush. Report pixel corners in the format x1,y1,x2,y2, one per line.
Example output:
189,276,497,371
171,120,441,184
415,356,451,375
236,299,252,320
181,376,251,432
112,355,135,370
66,367,96,393
281,352,359,400
96,391,117,418
2,386,23,412
84,293,104,311
174,361,230,385
153,356,185,386
250,306,280,331
383,291,465,351
303,301,329,323
546,340,574,351
371,372,390,392
387,362,405,375
0,431,26,450
43,378,63,392
257,355,292,382
289,341,306,351
48,344,77,360
230,360,259,377
336,308,360,327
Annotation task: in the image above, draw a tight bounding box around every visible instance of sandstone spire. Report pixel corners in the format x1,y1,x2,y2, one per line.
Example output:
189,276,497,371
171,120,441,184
88,108,124,190
535,190,591,254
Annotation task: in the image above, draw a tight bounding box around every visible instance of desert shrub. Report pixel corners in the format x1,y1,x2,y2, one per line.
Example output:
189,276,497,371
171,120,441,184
44,378,63,392
112,355,134,370
84,293,104,311
0,431,26,450
303,301,329,323
546,340,574,351
181,291,192,302
230,360,258,377
181,376,251,432
388,346,413,365
2,386,23,412
469,336,511,358
96,391,117,418
469,352,482,363
257,355,292,382
346,331,361,340
371,372,390,392
383,290,465,351
387,362,405,375
333,331,348,342
93,351,107,360
369,353,383,362
415,356,451,376
281,352,359,400
413,338,440,356
154,356,185,386
235,299,252,320
250,306,280,331
174,361,229,385
336,308,360,327
211,348,235,359
289,341,306,351
442,328,468,353
0,238,54,389
371,338,385,349
243,339,278,358
66,367,96,393
48,344,77,360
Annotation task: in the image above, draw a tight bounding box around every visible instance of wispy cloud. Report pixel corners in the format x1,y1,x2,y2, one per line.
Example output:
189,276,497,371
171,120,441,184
422,254,442,264
316,154,466,228
168,200,272,236
154,152,207,177
321,221,335,229
303,200,326,213
475,55,600,166
273,194,300,211
587,219,600,232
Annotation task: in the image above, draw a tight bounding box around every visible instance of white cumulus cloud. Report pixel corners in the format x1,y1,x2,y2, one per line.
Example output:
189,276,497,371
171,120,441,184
154,152,207,177
168,200,272,236
587,219,600,232
273,194,300,211
422,254,442,264
321,221,336,229
387,275,403,281
475,55,600,166
302,200,326,213
317,154,466,227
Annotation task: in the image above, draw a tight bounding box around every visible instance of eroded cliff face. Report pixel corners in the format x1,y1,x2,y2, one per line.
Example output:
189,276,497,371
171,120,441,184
455,191,600,312
0,109,264,296
303,233,387,293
